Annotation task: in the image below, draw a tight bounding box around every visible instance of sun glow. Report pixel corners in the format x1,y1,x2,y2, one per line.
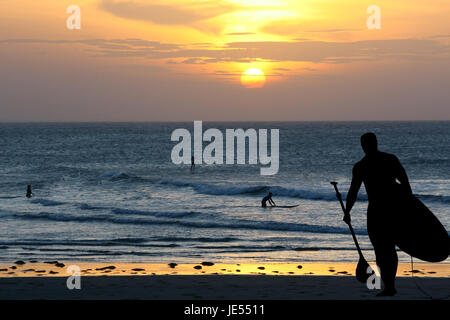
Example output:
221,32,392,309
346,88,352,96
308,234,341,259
241,68,266,88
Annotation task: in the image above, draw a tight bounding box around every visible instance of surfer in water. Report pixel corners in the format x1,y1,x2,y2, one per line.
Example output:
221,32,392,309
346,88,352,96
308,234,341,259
26,185,33,198
191,155,195,172
262,192,276,208
344,132,412,297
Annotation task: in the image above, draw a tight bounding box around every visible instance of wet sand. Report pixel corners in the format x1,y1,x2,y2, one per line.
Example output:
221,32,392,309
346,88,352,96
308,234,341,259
0,261,448,299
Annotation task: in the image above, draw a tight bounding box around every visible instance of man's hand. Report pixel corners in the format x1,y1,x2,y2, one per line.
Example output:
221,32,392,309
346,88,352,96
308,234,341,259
343,213,351,225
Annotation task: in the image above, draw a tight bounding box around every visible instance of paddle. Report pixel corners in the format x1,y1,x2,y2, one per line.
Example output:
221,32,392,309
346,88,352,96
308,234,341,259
330,181,375,283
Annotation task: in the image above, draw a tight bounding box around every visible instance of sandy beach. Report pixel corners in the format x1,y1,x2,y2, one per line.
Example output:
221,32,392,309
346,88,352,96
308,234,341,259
0,261,448,300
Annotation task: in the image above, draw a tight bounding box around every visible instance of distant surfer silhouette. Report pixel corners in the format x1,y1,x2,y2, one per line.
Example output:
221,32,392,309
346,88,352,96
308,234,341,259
191,156,195,173
262,192,276,208
344,132,413,297
26,185,33,198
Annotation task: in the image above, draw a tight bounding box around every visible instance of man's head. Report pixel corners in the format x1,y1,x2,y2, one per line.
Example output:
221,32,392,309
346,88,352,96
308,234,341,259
269,192,273,197
361,132,378,155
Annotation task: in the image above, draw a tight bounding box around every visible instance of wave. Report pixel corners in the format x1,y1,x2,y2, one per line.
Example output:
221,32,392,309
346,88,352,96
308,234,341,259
160,180,268,195
194,245,371,253
417,194,450,204
160,180,450,204
112,208,200,219
160,180,367,201
30,199,66,206
100,171,131,180
269,186,368,201
78,203,106,210
9,211,366,235
147,236,240,243
0,236,240,248
100,171,152,183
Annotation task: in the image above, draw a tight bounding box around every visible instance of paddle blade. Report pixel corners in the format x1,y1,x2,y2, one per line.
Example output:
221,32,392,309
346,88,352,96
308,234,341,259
355,257,374,283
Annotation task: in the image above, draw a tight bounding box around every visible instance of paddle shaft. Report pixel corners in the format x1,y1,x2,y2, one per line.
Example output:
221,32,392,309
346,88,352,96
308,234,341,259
331,183,364,258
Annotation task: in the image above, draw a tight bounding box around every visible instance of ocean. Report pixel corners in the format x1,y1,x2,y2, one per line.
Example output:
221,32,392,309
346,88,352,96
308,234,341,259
0,122,448,264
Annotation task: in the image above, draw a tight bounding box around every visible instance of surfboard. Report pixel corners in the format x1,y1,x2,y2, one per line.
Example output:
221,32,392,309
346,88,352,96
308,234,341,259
273,205,299,208
393,194,449,263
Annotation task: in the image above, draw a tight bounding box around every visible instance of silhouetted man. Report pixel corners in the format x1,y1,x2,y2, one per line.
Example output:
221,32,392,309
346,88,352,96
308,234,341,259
344,133,412,296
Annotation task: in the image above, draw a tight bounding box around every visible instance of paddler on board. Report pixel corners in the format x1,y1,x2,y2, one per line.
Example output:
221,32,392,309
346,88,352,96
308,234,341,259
262,192,276,208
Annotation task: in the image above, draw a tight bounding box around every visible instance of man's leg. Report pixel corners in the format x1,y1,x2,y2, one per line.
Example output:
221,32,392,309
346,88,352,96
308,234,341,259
373,239,398,295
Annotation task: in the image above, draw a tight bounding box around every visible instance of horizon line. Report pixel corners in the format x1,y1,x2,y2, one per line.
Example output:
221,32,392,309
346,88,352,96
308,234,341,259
0,120,449,124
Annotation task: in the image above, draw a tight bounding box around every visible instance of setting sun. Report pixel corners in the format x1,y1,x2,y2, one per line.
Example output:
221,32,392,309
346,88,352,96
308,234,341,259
241,68,266,88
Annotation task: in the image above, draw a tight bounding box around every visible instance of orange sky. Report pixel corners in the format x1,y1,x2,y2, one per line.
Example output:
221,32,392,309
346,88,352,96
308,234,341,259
0,0,449,121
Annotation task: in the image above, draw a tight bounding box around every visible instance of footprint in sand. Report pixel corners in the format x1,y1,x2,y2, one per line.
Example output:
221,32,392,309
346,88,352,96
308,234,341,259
194,265,202,270
257,267,265,270
96,266,116,271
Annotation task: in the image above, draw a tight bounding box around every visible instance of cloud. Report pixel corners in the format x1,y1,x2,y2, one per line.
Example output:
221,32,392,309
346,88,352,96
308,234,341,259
181,58,207,64
224,39,449,63
225,32,256,36
2,37,448,65
305,28,361,33
273,67,290,71
261,18,360,36
99,0,236,25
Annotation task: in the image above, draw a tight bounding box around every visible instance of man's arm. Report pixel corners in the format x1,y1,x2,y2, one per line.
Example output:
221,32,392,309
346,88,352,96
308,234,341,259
270,199,276,206
394,156,413,196
344,164,362,223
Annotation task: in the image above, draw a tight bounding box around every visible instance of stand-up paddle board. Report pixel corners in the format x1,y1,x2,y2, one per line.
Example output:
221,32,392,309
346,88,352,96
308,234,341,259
393,193,449,262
